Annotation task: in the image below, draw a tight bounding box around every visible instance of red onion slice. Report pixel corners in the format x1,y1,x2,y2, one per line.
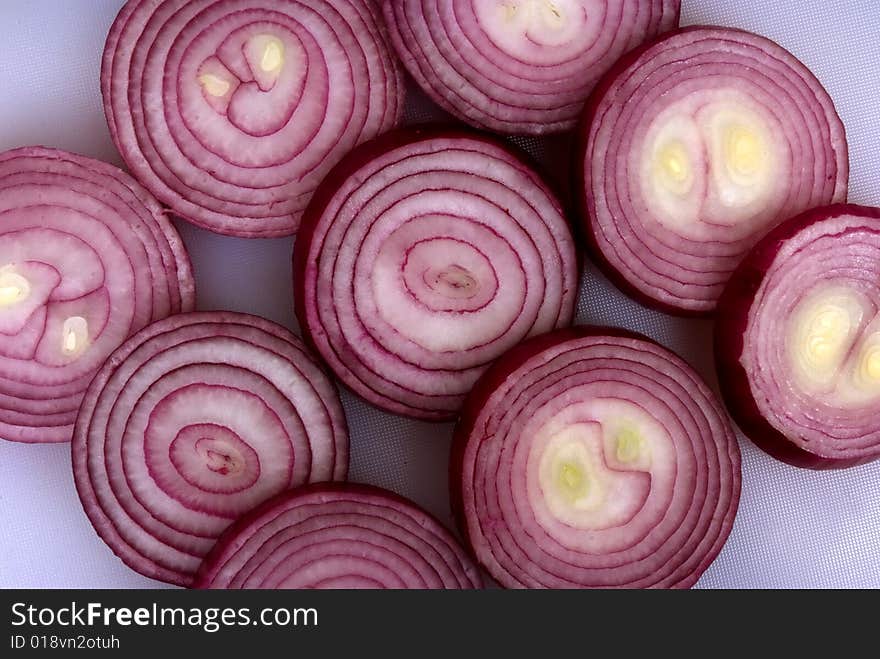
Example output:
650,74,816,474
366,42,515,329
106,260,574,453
195,483,482,589
452,328,741,588
0,147,194,444
577,26,848,314
103,0,404,238
382,1,680,134
72,311,349,586
293,127,578,420
716,205,880,470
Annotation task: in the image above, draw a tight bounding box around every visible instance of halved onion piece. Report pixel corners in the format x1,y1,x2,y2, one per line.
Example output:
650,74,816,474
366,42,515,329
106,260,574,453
716,205,880,470
195,483,482,589
452,327,741,588
0,147,194,444
72,312,349,586
382,1,680,134
577,26,848,314
293,127,578,420
103,0,404,237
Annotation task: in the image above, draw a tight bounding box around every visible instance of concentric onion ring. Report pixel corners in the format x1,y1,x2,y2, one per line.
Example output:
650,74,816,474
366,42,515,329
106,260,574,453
293,127,578,420
195,483,483,589
717,205,880,470
382,1,680,134
72,312,349,586
0,147,194,444
578,26,848,314
452,327,741,588
103,0,404,237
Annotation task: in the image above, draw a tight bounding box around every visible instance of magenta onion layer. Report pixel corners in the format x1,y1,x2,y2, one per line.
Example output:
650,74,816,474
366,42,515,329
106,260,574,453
383,1,680,135
452,327,741,588
195,483,482,589
0,147,194,444
103,0,404,238
72,312,348,586
293,127,578,420
716,205,880,470
578,26,848,314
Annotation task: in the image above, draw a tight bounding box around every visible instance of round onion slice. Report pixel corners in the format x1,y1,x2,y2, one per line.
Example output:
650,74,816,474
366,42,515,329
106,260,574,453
293,127,579,420
195,483,483,589
577,26,848,314
0,147,194,444
716,205,880,470
452,328,741,588
382,1,680,135
72,311,349,586
103,0,404,238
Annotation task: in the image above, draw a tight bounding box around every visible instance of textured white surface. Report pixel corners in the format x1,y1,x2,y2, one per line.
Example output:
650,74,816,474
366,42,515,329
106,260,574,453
1,0,878,589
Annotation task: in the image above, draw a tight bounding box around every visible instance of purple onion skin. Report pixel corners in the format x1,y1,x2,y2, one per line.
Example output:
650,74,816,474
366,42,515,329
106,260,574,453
293,124,579,420
451,325,741,588
716,204,880,470
575,26,849,318
194,482,484,589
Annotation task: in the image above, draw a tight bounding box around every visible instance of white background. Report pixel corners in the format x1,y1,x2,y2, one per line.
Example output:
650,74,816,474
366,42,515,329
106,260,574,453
0,0,878,588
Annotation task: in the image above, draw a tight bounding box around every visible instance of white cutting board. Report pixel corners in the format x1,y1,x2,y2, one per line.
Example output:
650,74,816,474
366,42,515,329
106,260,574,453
0,0,878,588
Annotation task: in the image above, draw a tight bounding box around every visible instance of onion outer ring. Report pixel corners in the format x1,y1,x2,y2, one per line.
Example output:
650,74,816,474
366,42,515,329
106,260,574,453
452,325,742,588
716,203,880,470
293,124,578,420
575,26,848,316
195,482,483,589
0,146,195,444
72,311,349,586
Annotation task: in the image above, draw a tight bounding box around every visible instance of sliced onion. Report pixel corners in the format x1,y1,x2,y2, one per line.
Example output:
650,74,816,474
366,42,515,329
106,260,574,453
382,1,680,134
72,311,349,586
577,26,848,314
716,205,880,470
452,328,741,588
0,147,194,444
293,127,578,420
103,0,404,238
195,483,482,589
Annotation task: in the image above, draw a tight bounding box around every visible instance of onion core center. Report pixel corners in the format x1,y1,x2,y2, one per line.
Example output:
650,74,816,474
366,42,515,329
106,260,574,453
0,265,30,307
197,438,246,476
643,95,776,234
785,284,880,402
195,27,304,136
486,0,580,50
531,399,661,531
166,422,262,495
